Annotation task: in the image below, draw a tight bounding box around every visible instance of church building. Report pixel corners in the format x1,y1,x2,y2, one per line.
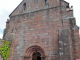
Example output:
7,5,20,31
3,0,80,60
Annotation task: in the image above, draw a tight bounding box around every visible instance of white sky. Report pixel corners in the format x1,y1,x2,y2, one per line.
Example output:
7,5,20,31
0,0,80,39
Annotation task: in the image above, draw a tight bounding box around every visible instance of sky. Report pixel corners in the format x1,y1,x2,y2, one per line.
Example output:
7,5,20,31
0,0,80,39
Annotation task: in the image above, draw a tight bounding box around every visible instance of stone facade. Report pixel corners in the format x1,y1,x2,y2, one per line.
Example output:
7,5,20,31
3,0,80,60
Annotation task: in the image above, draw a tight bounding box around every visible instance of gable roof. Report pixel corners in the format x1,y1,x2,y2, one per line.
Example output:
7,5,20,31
9,0,69,17
9,0,24,17
62,0,69,4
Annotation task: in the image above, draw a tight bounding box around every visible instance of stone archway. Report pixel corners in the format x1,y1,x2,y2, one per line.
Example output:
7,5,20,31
24,45,45,60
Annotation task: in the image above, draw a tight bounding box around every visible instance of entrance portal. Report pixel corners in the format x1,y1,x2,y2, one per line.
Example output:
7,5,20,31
25,45,45,60
32,51,41,60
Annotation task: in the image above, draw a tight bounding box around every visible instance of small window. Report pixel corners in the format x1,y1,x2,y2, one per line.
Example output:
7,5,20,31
23,3,26,10
45,0,47,6
12,29,13,33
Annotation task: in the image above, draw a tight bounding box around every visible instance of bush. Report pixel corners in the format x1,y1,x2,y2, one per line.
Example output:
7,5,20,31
0,40,11,60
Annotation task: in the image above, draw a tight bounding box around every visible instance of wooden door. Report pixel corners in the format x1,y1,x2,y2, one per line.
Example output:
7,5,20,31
32,56,37,60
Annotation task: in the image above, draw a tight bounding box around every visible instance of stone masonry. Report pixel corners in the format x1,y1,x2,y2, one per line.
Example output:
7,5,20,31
2,0,80,60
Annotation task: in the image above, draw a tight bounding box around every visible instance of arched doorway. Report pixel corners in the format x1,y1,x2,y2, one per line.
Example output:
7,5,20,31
32,50,41,60
24,45,45,60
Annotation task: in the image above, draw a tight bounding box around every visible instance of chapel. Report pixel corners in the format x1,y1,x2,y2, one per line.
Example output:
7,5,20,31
3,0,80,60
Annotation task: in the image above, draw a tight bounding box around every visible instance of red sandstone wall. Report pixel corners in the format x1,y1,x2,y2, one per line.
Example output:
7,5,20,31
7,6,76,60
9,7,61,60
10,0,69,17
3,0,80,60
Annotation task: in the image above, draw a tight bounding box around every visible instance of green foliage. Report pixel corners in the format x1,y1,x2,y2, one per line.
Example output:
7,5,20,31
0,40,11,60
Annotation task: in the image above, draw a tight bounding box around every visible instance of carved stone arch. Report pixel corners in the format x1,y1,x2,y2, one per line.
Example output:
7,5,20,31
24,45,45,60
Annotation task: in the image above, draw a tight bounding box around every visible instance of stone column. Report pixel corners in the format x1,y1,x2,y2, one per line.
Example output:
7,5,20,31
30,56,32,60
41,56,45,60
